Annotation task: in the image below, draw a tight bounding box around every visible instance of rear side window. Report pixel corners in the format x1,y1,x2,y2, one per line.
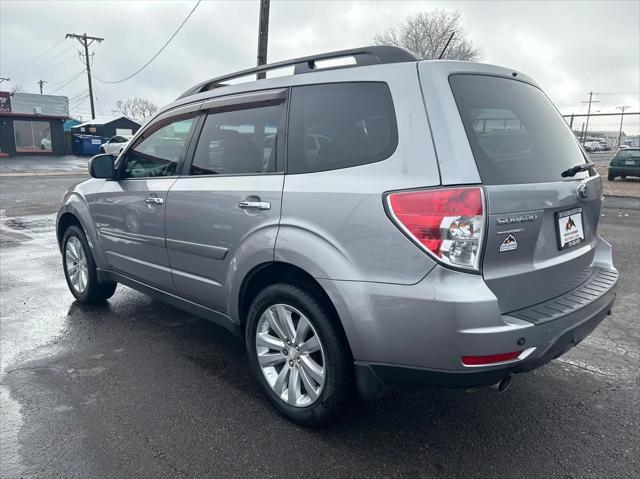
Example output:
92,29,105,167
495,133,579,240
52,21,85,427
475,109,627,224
190,103,285,175
287,82,398,174
450,74,587,185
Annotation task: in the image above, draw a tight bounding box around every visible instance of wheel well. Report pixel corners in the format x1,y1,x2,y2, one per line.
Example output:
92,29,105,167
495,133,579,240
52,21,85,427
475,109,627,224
57,212,82,246
239,262,342,329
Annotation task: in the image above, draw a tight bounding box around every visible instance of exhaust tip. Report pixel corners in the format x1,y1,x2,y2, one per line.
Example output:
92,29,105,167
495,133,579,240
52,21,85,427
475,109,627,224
490,375,512,394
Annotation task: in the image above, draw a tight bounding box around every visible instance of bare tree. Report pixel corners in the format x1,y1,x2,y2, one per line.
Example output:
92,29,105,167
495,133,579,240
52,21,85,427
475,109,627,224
375,10,481,61
113,97,158,121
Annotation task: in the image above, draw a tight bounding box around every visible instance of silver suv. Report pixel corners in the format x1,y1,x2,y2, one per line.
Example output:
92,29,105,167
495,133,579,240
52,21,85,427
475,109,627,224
57,46,618,426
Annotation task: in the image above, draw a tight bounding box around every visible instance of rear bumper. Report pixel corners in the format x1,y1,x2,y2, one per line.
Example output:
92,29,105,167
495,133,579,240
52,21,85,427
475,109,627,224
608,166,640,177
318,237,618,399
355,288,615,398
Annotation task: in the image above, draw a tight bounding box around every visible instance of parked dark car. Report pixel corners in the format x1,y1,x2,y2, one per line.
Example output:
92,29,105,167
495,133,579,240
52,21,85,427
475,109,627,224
608,148,640,180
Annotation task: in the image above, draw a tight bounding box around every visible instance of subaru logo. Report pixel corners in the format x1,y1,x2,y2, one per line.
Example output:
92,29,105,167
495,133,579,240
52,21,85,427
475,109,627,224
577,183,589,200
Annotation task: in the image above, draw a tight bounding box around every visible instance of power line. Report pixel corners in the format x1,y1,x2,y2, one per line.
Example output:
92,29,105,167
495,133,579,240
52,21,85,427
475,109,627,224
8,38,67,73
48,68,85,89
48,70,86,94
10,44,77,76
92,0,202,84
68,88,90,102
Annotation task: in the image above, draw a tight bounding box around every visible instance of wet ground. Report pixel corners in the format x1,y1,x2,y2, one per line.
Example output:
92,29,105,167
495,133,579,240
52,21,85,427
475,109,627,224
0,173,639,478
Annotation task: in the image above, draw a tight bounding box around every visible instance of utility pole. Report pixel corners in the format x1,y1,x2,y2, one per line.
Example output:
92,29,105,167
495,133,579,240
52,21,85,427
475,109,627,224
256,0,270,79
66,33,103,119
37,79,47,94
616,105,631,147
581,91,599,144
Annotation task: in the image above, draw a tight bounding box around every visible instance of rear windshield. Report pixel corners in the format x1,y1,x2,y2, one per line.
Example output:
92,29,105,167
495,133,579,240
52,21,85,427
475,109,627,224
450,74,587,185
614,149,640,160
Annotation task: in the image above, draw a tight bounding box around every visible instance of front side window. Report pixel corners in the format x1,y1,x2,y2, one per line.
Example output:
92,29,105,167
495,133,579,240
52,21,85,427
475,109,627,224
14,120,51,152
287,82,398,174
190,103,285,176
121,117,195,178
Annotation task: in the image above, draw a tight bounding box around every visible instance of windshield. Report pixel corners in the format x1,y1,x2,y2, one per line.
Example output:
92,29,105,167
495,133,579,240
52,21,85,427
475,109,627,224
450,74,587,185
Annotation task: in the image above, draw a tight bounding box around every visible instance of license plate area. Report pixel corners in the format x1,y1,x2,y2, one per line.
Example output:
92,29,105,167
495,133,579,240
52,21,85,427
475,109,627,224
556,207,584,250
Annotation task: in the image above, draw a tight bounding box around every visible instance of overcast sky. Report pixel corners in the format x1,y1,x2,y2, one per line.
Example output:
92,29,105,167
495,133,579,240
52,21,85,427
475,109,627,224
1,0,638,120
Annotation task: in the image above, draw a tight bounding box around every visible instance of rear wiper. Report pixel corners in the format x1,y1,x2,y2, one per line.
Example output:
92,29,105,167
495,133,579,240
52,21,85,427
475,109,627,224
561,162,595,177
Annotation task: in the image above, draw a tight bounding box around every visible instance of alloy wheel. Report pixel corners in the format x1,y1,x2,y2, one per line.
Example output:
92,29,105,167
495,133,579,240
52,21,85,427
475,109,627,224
255,303,326,407
65,236,88,294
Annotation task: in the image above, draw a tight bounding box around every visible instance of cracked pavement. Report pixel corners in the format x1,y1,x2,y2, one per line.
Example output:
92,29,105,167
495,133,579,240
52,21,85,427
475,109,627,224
0,174,638,478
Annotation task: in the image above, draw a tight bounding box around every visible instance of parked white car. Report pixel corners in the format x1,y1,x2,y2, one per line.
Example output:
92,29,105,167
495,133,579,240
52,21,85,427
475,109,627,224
99,135,132,156
583,141,602,152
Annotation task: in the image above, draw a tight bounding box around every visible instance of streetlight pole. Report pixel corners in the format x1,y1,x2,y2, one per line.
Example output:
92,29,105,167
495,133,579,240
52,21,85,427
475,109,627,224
616,105,631,147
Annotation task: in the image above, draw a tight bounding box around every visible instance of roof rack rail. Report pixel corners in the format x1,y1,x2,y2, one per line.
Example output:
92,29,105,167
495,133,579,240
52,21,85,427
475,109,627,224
176,45,418,100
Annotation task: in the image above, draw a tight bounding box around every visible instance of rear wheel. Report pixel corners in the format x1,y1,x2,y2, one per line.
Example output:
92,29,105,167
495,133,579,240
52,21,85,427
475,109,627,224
245,283,353,427
62,225,117,303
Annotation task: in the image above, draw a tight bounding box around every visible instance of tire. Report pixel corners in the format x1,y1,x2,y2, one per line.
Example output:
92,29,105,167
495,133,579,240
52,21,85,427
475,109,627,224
621,175,627,180
62,225,117,304
245,283,354,427
608,173,615,181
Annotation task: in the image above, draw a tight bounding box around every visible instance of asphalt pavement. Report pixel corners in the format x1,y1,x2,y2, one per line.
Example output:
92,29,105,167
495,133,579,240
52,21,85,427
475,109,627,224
0,169,639,478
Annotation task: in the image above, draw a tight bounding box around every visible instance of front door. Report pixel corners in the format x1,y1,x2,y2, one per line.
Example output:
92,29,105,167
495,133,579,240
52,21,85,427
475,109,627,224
88,115,198,291
165,93,287,313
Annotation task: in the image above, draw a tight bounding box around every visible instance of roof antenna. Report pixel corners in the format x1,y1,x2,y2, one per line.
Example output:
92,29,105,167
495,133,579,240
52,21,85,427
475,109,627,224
438,31,455,60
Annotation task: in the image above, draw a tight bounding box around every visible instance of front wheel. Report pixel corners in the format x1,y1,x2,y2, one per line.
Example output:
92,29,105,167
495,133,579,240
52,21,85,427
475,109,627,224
62,225,117,303
245,283,354,427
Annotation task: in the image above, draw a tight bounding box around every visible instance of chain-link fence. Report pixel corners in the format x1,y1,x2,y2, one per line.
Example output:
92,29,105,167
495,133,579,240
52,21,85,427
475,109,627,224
562,112,640,164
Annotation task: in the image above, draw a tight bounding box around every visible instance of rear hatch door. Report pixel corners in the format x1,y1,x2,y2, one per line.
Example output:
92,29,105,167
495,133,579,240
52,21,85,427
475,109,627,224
446,73,602,313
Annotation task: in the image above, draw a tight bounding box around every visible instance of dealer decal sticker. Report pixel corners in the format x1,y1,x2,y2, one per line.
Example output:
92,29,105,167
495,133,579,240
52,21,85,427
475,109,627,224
499,234,518,252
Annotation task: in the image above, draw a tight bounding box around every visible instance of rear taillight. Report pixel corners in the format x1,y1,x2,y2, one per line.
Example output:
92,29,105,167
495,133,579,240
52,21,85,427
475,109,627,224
386,186,485,270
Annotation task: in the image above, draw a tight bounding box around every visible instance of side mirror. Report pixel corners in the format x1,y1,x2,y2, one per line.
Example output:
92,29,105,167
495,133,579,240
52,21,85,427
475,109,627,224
89,154,115,179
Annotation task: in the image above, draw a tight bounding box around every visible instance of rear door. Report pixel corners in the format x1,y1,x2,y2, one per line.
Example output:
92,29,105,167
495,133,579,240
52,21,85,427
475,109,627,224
164,90,287,314
445,73,602,313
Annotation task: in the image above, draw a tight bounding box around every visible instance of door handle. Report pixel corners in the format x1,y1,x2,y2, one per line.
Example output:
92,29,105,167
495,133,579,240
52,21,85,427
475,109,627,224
237,200,271,210
144,197,164,205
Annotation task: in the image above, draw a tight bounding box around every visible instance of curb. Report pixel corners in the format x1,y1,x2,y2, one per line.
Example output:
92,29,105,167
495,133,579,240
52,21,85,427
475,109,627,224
602,195,640,210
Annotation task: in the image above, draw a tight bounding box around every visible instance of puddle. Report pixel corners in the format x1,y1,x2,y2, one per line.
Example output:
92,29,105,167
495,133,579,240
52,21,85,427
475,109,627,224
1,213,69,476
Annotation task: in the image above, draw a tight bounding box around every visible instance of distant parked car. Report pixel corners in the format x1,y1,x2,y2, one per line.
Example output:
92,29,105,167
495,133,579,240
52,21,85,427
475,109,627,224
598,140,611,151
583,141,602,152
99,135,132,156
608,148,640,180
